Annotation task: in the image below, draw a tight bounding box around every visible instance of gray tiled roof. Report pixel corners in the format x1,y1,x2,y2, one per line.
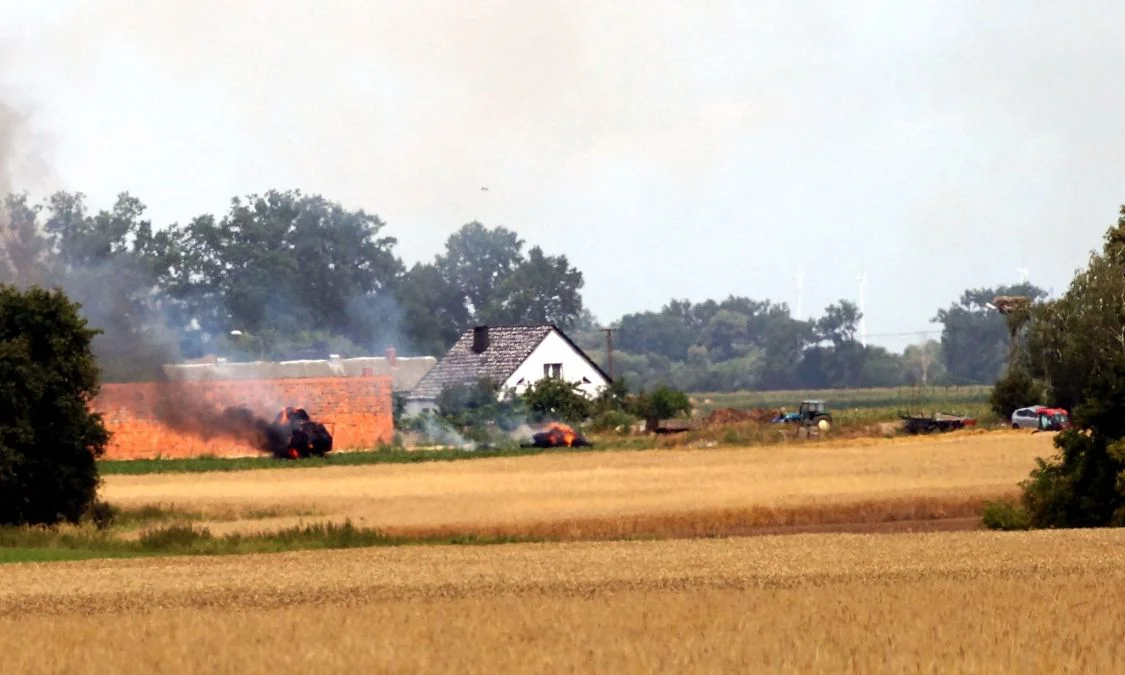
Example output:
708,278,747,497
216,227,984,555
162,356,437,392
408,325,554,400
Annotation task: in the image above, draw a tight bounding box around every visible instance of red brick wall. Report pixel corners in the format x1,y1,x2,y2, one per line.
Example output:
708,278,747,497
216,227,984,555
94,376,394,460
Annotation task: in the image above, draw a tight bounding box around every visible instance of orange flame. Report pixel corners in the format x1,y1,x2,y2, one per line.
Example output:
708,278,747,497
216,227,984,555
546,422,577,447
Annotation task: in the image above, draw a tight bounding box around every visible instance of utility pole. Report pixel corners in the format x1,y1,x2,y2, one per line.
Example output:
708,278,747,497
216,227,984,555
601,327,616,379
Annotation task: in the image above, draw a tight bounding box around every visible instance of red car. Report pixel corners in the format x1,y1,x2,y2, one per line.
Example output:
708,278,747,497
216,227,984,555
1036,408,1071,431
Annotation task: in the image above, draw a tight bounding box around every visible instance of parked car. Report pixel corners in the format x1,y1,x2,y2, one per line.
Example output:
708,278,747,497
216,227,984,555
1011,406,1045,429
1035,407,1071,431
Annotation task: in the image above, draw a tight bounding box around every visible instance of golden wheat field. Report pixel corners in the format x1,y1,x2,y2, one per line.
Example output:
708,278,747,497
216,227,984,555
4,529,1125,674
102,430,1052,538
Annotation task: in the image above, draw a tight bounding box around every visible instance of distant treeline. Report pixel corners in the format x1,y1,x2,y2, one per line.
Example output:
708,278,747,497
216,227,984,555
0,189,1039,390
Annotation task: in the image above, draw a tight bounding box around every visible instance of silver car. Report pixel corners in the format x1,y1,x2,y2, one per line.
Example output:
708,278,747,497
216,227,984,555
1011,406,1044,429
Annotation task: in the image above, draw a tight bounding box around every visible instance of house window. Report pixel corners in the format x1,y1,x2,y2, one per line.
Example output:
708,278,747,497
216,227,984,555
543,363,562,379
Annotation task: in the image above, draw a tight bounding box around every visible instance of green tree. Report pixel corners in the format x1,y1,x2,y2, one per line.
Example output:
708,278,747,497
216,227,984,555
436,222,525,319
0,285,109,525
0,193,51,285
631,385,692,432
38,192,181,381
489,246,585,329
521,377,593,424
393,262,471,356
172,190,403,352
1012,206,1125,527
934,283,1046,385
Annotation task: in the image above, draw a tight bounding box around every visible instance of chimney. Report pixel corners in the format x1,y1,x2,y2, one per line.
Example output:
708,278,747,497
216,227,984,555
472,325,490,354
385,346,397,367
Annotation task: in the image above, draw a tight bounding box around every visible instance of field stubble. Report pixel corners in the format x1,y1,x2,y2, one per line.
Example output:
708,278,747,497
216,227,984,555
100,430,1051,540
3,529,1124,673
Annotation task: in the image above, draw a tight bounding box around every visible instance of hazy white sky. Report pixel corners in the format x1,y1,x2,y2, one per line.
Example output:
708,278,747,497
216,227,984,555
2,1,1123,350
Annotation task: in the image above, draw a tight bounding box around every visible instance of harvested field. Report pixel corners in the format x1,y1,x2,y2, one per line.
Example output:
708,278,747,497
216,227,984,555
99,431,1052,538
3,529,1124,673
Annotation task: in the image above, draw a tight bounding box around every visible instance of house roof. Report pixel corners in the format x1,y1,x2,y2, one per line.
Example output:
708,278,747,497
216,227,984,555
408,324,611,400
162,356,437,392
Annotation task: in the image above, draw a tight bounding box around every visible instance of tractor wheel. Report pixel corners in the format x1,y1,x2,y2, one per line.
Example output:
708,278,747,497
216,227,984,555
814,416,831,432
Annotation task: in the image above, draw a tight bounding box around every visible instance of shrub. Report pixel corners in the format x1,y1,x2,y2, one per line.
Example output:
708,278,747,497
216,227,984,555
139,524,214,551
630,384,692,432
0,285,109,526
587,409,638,433
1019,432,1125,528
86,500,118,531
982,500,1031,531
990,367,1043,419
521,377,593,424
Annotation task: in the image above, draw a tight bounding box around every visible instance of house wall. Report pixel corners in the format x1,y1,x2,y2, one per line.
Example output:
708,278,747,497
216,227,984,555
94,376,394,460
502,330,609,398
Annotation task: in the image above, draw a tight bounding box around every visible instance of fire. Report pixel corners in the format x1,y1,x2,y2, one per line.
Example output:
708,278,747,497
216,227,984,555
546,422,578,447
522,422,590,449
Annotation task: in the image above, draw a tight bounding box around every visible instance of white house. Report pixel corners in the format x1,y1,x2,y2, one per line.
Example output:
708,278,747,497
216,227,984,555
404,324,612,417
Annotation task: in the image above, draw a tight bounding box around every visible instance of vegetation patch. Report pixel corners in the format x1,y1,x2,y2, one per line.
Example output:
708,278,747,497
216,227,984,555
0,520,540,564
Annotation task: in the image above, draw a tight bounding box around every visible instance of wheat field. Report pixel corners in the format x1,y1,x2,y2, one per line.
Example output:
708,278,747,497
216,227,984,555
101,430,1051,538
3,529,1124,673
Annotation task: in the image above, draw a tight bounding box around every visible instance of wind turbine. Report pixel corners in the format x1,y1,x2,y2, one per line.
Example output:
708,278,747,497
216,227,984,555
857,268,868,346
1017,267,1029,284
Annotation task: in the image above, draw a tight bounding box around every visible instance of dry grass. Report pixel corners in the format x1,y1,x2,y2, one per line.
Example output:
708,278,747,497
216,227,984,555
3,529,1125,673
99,430,1050,538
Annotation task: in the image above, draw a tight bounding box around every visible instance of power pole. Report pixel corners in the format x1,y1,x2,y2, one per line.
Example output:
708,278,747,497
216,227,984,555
601,328,616,379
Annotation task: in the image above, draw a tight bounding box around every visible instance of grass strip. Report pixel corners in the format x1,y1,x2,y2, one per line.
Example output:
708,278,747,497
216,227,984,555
1,521,540,564
96,444,624,475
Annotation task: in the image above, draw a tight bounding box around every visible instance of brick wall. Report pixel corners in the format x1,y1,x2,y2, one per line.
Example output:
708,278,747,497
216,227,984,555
94,376,394,460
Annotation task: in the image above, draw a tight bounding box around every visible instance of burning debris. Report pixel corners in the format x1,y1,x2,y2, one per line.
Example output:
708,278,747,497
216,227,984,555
521,422,591,449
261,406,334,459
158,396,333,459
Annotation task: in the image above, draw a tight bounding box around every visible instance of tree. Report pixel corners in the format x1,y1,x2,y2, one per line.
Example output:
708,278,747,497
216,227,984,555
902,339,946,385
521,377,593,424
0,193,50,285
38,192,181,381
1012,205,1125,527
489,246,585,329
172,190,403,352
934,283,1046,385
631,385,692,432
0,285,109,525
436,222,525,319
394,262,471,356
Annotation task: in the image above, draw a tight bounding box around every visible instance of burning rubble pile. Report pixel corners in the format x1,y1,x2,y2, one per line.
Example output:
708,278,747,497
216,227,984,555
521,422,592,449
229,406,334,459
155,393,333,459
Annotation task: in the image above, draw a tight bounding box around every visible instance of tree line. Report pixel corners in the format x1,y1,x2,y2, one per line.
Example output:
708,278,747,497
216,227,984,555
1,189,1034,389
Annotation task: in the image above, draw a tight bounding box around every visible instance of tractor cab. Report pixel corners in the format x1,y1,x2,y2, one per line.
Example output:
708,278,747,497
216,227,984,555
798,400,833,430
799,400,827,418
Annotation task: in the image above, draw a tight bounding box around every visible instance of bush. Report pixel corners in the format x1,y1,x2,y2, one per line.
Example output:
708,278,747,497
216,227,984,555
1019,431,1125,528
630,384,692,432
990,367,1043,419
587,409,638,433
86,500,118,531
982,500,1031,531
521,377,593,424
0,285,109,526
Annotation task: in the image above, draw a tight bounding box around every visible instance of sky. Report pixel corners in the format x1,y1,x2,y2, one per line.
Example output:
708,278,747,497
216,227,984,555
1,0,1123,352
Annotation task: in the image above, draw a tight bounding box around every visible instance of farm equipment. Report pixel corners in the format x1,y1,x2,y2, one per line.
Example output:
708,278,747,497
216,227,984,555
900,412,977,434
898,385,977,434
798,400,833,431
